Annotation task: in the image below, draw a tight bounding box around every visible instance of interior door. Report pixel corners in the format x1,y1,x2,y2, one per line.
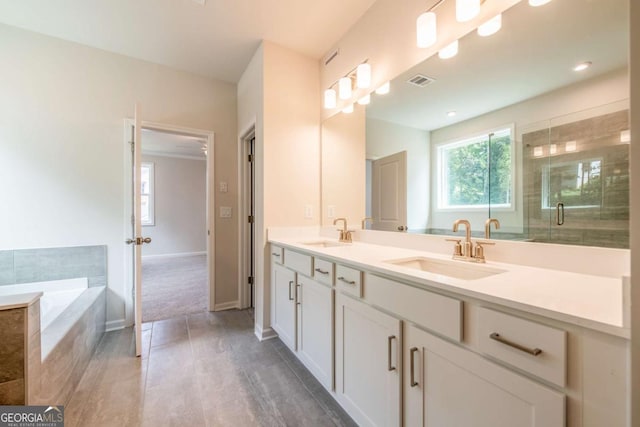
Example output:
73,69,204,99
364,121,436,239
126,103,150,357
371,151,407,232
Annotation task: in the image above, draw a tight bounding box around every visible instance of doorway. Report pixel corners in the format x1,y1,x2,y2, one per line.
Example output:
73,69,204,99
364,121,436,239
124,120,215,328
239,127,256,310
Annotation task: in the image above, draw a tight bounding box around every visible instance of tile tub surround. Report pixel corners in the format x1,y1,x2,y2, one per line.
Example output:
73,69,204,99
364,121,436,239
0,245,107,287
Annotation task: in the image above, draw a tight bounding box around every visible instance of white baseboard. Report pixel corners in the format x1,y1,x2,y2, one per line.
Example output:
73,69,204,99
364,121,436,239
142,251,206,260
106,318,127,332
213,300,239,311
254,324,278,341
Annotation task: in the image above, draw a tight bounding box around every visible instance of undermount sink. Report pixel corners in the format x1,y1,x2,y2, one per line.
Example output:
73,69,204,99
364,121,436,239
299,240,349,248
384,256,505,280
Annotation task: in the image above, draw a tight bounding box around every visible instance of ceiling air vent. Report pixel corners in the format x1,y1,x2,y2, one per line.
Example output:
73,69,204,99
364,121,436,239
407,74,435,87
324,49,339,66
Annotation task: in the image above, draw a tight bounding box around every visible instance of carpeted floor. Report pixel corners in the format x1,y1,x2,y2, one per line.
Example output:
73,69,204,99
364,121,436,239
142,254,207,322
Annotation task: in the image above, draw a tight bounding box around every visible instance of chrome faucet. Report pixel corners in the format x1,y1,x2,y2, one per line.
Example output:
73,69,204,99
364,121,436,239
452,219,473,258
361,217,373,229
485,218,500,239
333,218,353,243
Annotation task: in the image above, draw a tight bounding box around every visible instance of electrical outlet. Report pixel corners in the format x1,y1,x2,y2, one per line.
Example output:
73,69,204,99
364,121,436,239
304,205,313,219
219,181,228,193
220,206,232,218
328,205,336,218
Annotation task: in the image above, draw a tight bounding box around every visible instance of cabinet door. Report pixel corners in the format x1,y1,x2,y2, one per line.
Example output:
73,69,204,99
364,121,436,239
297,276,333,391
335,293,401,427
404,324,565,427
271,263,296,351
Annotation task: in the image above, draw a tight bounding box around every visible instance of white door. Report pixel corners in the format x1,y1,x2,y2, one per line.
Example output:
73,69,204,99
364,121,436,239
126,103,151,357
372,151,407,232
404,324,565,427
335,293,401,427
271,263,297,351
296,276,333,390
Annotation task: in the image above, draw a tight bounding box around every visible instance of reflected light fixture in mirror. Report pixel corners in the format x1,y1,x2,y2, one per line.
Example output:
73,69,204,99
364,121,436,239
417,11,437,48
342,104,354,114
447,110,457,117
573,61,592,71
324,88,337,109
339,77,352,99
375,81,390,95
456,0,481,22
529,0,552,6
439,40,459,59
477,14,502,37
358,94,371,105
357,63,372,88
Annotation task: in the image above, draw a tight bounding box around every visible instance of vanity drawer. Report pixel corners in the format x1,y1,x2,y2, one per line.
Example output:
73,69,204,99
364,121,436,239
335,264,362,297
313,257,334,286
271,245,284,264
284,249,313,277
477,307,566,387
364,273,462,342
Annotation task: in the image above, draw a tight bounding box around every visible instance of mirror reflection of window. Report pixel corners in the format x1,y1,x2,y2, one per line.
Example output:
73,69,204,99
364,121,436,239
543,159,602,209
437,127,513,210
141,162,155,226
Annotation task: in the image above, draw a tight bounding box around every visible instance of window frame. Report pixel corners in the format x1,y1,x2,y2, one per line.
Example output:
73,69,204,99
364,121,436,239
435,124,516,212
141,162,155,226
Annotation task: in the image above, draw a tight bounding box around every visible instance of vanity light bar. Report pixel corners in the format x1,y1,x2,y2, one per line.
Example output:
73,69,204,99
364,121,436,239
323,60,373,110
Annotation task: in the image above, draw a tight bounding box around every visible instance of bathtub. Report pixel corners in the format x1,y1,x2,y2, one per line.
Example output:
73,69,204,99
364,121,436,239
0,277,106,404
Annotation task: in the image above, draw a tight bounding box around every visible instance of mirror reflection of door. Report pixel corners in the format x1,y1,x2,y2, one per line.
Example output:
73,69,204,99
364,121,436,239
370,151,407,232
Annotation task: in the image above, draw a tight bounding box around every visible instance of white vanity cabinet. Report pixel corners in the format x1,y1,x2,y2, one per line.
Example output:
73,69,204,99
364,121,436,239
296,274,333,390
271,262,297,351
335,292,402,427
404,323,565,427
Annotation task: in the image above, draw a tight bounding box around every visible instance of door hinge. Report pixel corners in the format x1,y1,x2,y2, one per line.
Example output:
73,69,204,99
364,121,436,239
248,215,254,223
248,276,254,285
207,230,210,236
248,154,253,162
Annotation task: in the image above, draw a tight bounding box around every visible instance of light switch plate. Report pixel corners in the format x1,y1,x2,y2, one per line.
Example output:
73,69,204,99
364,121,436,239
219,181,228,193
304,205,313,219
220,206,232,218
328,205,336,218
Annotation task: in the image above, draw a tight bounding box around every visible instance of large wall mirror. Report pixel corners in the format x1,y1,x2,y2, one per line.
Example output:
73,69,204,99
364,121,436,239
322,0,630,248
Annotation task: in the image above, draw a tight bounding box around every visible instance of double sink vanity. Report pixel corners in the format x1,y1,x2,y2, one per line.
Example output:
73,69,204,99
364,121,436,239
267,224,629,427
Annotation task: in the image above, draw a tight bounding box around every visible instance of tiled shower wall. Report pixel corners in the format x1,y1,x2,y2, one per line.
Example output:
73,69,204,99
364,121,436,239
0,246,107,287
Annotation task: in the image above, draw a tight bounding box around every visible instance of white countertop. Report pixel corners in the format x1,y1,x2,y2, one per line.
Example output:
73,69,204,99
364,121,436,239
0,291,43,310
269,236,628,339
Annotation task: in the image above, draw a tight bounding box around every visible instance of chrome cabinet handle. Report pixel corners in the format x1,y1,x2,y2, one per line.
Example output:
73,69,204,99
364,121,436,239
410,347,419,387
556,202,565,226
337,276,356,285
272,252,281,257
490,333,542,356
388,335,397,371
288,281,294,301
315,268,329,275
296,284,301,305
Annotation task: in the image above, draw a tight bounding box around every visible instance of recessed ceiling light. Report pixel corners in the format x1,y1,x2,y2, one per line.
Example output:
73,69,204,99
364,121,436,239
573,61,592,72
447,111,457,117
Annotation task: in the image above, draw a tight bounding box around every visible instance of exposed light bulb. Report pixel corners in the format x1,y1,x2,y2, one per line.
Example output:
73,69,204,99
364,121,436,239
573,61,592,72
339,77,352,100
533,146,544,157
477,14,502,37
456,0,481,22
357,63,371,89
342,104,354,114
416,11,437,48
565,141,577,152
438,40,459,59
529,0,552,6
357,94,371,105
375,82,390,95
324,88,337,109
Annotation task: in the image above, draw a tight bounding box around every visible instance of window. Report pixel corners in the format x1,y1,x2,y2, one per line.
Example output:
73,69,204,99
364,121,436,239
437,127,514,210
141,163,155,226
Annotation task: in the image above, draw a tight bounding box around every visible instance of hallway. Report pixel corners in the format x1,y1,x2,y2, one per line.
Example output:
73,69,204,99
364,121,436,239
65,310,356,427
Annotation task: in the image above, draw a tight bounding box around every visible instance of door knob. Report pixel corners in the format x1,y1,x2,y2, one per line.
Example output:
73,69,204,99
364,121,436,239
397,226,407,231
125,237,152,245
142,237,152,244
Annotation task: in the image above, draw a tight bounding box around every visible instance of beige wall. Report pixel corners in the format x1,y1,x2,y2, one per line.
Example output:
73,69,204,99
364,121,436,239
140,155,206,257
322,107,366,226
366,118,430,231
0,23,238,325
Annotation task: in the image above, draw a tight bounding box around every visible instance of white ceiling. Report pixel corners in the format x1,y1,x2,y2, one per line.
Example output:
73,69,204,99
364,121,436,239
366,0,628,132
142,129,207,159
0,0,376,82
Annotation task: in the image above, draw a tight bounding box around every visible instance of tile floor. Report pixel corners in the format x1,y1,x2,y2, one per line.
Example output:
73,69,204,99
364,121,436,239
65,310,356,427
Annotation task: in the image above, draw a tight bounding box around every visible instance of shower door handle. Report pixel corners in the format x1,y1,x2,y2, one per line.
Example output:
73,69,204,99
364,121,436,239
555,202,565,226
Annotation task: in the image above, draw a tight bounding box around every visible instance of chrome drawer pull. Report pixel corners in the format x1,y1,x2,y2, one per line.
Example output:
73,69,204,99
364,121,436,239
388,335,397,371
490,333,542,356
315,268,329,275
410,347,419,387
272,253,281,257
337,276,356,285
